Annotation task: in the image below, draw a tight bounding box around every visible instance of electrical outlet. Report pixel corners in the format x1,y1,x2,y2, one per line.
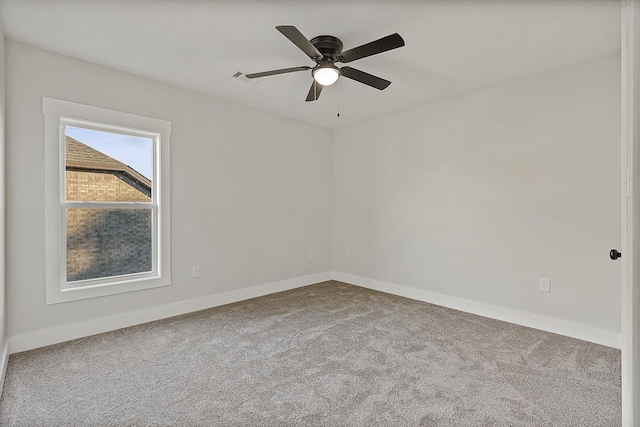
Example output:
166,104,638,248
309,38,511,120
347,250,352,260
539,278,550,292
308,251,314,260
192,266,200,278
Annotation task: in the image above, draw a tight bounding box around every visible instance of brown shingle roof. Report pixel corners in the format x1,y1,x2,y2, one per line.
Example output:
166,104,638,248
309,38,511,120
66,136,128,169
65,136,152,191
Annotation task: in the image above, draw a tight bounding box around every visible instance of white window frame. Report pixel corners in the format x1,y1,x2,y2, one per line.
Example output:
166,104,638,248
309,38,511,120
44,97,171,304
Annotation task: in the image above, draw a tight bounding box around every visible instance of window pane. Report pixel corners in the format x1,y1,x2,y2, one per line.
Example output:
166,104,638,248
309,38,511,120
66,208,153,282
65,127,153,202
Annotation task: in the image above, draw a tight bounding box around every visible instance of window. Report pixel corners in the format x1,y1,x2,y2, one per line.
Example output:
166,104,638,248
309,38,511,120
44,98,171,304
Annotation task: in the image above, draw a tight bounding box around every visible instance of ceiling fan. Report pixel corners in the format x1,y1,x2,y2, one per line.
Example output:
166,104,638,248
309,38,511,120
246,25,405,102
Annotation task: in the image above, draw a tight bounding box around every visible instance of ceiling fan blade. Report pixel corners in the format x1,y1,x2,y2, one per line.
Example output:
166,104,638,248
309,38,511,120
245,66,311,79
340,66,391,90
276,25,322,60
305,80,323,102
338,33,405,63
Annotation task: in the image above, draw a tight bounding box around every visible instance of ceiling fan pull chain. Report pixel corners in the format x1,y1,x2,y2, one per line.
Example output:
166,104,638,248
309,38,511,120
337,79,341,118
314,83,317,126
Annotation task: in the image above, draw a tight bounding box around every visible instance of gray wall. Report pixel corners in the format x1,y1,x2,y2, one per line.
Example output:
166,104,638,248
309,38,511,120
0,25,6,361
4,38,623,345
6,40,333,338
333,55,621,333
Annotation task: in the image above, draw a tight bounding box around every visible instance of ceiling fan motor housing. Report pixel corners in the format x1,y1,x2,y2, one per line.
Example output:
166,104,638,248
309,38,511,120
310,35,343,61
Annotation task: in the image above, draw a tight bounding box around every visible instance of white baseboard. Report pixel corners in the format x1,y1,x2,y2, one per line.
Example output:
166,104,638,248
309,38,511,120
0,340,9,398
8,272,332,355
333,272,622,349
7,270,621,354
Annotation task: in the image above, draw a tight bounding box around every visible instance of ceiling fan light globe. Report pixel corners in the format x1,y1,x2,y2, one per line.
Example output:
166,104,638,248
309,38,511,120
313,67,339,86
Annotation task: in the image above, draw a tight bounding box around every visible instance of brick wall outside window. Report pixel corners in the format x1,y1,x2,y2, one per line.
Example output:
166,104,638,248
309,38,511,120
65,169,152,282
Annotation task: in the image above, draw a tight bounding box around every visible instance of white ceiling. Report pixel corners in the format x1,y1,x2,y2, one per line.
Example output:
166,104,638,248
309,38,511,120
0,0,621,129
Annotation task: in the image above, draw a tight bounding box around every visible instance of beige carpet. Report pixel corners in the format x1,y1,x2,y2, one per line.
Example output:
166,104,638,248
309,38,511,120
0,281,621,426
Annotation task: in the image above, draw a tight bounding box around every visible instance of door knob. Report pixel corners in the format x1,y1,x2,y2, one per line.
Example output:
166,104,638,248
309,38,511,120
610,249,622,260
